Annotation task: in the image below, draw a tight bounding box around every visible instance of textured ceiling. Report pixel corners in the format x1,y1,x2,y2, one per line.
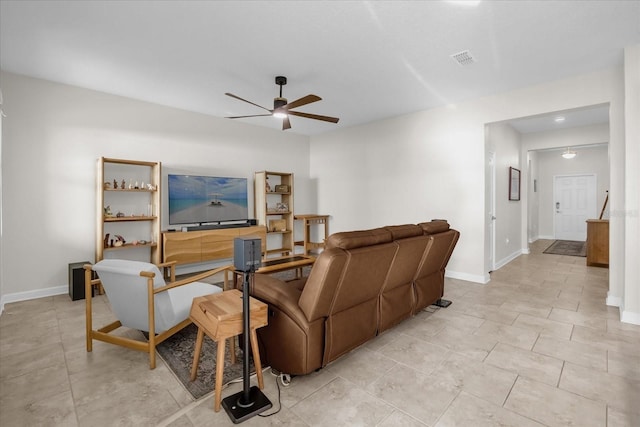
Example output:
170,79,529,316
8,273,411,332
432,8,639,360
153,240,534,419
1,1,638,135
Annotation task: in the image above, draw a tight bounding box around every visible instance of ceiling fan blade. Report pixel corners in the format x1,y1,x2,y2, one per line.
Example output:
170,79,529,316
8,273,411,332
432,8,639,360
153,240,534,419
282,116,292,130
282,94,321,111
287,110,340,123
226,114,273,119
225,93,272,112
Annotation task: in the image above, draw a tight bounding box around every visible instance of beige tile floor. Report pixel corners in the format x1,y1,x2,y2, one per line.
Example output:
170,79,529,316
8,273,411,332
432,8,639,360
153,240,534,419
1,239,639,426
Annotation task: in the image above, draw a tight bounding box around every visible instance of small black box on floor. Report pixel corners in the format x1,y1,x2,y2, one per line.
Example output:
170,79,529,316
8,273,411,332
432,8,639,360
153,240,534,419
69,261,94,301
233,237,261,272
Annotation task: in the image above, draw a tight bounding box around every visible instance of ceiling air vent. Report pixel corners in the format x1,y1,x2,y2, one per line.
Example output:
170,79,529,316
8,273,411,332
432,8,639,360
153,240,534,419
451,50,476,66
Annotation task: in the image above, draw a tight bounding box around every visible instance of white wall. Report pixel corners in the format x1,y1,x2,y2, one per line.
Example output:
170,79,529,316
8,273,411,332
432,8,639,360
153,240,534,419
0,71,311,304
485,122,522,268
310,108,486,283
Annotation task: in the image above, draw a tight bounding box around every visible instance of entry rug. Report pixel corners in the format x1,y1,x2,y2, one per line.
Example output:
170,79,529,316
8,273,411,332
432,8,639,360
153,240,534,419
543,240,586,257
154,323,255,400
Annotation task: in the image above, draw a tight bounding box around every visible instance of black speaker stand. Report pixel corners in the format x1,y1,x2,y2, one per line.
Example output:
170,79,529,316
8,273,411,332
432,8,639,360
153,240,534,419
222,270,272,423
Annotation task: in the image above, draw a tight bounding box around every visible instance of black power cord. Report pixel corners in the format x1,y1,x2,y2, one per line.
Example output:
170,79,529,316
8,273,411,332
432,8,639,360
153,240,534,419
258,369,282,417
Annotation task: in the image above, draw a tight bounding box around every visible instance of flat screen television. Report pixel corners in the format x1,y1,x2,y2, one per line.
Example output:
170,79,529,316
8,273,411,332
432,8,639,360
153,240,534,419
168,174,249,225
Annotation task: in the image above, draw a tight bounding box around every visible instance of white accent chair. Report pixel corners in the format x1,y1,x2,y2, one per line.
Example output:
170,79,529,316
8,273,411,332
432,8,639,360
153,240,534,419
85,259,233,369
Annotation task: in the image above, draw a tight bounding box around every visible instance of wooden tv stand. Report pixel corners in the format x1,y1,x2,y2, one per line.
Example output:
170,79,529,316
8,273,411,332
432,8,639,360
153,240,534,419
162,226,267,265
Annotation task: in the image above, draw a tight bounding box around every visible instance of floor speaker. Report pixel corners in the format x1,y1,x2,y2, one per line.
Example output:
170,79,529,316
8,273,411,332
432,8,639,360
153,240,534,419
69,261,92,301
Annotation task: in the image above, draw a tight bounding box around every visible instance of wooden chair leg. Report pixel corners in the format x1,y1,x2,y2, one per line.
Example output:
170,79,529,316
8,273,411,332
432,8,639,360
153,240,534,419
214,338,226,412
250,329,264,390
190,327,205,381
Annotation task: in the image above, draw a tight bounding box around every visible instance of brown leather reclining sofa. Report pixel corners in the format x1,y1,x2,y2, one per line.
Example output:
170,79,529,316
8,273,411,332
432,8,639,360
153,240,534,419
250,220,460,376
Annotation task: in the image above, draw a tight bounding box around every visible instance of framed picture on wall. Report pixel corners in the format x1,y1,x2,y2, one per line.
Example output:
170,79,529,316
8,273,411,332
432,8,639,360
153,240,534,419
509,167,521,201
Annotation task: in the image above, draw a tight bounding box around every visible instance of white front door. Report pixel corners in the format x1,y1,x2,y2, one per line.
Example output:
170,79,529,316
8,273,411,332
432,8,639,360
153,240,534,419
554,174,597,241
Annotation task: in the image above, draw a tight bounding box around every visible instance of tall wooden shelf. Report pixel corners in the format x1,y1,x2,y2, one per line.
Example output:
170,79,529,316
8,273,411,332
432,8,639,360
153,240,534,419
254,171,294,257
96,157,161,264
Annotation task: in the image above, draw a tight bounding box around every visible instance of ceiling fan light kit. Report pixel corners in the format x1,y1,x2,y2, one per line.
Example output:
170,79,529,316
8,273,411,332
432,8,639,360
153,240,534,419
225,76,339,130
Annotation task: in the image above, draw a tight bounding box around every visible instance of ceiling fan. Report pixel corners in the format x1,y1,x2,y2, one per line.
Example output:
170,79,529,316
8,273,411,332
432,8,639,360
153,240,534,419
225,76,339,130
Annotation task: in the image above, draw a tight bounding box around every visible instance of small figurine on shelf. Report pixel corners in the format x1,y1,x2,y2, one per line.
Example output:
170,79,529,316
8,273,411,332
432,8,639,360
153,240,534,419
135,181,139,189
113,235,126,247
146,183,156,191
113,179,118,189
104,205,113,217
121,179,126,189
103,233,110,248
266,177,272,192
116,211,125,218
128,180,134,190
104,181,112,190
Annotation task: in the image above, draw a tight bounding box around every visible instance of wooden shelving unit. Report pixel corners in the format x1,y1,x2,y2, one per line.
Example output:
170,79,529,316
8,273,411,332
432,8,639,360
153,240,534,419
96,157,161,264
254,171,294,257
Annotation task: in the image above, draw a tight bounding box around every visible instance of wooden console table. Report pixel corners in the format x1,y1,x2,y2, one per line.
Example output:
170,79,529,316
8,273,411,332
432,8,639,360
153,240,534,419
162,226,266,265
586,219,609,267
294,214,329,256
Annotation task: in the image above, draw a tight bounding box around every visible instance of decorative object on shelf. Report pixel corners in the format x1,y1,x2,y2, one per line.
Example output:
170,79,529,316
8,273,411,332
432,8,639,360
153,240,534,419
276,202,288,212
116,211,125,218
146,183,156,191
113,235,126,247
265,178,272,193
104,206,113,217
103,233,110,248
268,219,287,232
104,181,112,190
275,184,289,193
121,179,126,189
113,179,118,189
509,167,521,201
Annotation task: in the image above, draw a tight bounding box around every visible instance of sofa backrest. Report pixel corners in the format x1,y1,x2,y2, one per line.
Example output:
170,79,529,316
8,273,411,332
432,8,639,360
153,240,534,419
378,224,426,332
413,221,460,312
303,228,397,365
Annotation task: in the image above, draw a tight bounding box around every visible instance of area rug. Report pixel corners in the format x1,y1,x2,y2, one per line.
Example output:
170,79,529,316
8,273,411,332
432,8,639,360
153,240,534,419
155,322,255,400
543,240,587,257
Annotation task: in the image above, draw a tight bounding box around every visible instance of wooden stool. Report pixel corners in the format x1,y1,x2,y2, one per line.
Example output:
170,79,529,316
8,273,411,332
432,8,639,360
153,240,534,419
189,289,268,412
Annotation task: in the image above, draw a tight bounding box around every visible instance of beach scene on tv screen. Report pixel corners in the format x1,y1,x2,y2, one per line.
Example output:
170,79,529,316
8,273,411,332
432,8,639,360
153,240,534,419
168,175,248,225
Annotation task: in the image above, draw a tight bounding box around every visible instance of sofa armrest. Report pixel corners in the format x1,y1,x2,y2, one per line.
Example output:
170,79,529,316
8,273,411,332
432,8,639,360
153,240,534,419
252,274,313,329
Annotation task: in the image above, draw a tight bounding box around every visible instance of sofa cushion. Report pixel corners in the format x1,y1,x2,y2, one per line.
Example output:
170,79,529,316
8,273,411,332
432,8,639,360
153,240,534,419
419,220,450,235
325,227,392,250
384,224,424,240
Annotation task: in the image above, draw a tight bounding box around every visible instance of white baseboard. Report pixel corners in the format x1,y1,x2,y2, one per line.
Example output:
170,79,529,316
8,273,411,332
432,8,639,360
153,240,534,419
606,293,623,307
446,270,489,284
538,234,555,240
0,285,68,315
494,250,522,271
621,309,640,325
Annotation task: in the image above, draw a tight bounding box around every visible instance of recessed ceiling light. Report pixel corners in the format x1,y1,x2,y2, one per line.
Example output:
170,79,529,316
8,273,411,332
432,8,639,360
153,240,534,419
554,116,566,123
